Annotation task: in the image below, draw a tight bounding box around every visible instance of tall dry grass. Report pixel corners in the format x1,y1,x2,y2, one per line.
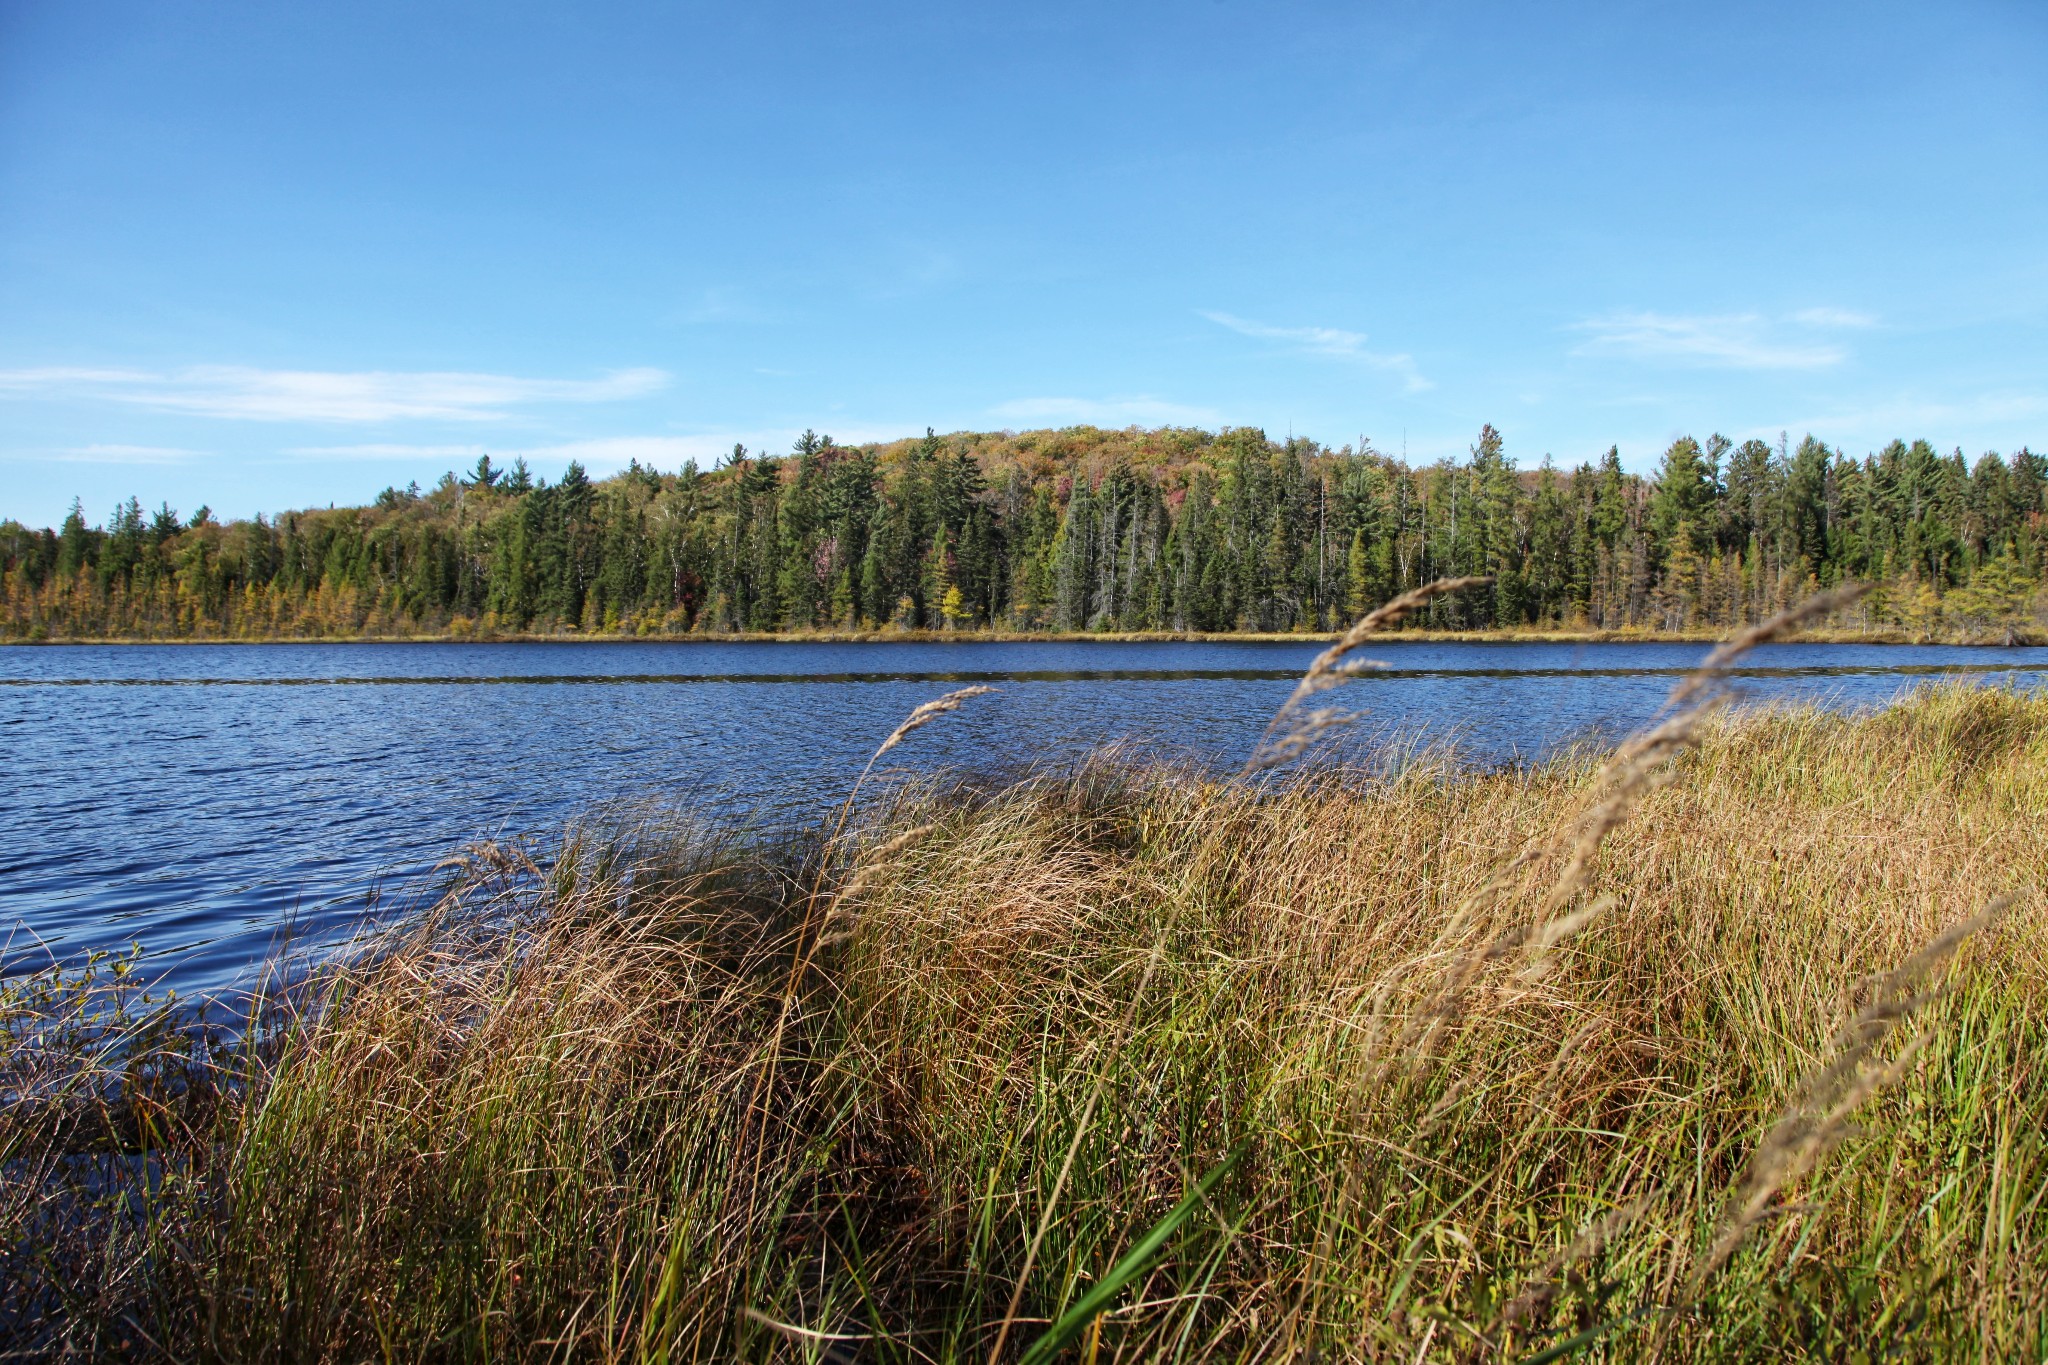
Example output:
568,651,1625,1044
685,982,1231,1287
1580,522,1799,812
4,641,2046,1359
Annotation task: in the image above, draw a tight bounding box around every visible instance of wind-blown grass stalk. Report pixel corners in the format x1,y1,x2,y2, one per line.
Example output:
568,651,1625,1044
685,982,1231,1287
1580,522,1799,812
1540,584,1872,915
837,685,997,830
1409,585,1879,1056
793,687,999,984
1262,583,1948,1355
1242,576,1491,774
749,685,998,1265
1694,897,2012,1289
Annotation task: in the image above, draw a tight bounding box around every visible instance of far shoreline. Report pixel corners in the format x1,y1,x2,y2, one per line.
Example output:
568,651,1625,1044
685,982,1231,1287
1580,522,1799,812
6,626,2043,647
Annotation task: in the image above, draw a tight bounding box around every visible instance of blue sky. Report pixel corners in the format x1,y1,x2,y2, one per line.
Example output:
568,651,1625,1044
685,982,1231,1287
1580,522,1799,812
2,0,2043,528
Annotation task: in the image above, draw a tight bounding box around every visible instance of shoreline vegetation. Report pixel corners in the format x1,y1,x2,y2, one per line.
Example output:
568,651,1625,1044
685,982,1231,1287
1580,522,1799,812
5,584,2046,1359
6,422,2045,646
8,623,2048,647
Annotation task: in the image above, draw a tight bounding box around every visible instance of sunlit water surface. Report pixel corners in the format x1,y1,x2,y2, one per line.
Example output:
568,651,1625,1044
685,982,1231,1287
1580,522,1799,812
5,639,2044,997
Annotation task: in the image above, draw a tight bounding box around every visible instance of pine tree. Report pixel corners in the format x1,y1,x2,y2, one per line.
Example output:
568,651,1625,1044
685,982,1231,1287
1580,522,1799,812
1051,473,1094,631
1345,528,1370,619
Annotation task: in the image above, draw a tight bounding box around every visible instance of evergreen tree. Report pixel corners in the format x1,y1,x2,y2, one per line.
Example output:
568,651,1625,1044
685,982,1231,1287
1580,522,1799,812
8,423,2040,642
1050,472,1095,631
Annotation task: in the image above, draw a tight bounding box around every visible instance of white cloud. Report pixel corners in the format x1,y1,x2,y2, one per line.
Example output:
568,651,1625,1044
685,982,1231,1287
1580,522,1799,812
0,367,149,388
1788,307,1878,329
1570,310,1873,370
285,434,759,473
1769,390,2048,441
988,395,1223,428
1203,312,1368,355
288,443,493,460
0,365,668,422
862,244,965,301
504,436,745,472
55,443,201,464
669,287,774,326
1201,311,1431,392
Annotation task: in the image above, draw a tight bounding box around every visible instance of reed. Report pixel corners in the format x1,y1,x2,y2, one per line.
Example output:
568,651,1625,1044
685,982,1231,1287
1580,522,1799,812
3,637,2045,1359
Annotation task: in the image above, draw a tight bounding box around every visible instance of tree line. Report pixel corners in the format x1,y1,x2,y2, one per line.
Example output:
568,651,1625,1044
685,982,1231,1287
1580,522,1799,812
4,424,2043,641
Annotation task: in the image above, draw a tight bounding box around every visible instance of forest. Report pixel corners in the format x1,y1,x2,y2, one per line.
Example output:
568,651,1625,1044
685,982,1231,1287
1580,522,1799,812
3,423,2043,641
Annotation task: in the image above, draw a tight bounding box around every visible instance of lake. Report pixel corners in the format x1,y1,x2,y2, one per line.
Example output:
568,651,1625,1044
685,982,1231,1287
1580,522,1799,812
5,638,2045,998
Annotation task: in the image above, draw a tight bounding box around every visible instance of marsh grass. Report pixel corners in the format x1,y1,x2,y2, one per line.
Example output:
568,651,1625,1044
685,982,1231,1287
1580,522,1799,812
4,642,2047,1359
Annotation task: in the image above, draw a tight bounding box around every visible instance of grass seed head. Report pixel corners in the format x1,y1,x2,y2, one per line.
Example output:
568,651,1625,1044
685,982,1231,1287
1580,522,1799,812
873,685,998,757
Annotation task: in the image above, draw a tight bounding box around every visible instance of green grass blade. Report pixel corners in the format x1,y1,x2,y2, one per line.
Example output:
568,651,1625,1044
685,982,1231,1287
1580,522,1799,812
1017,1139,1249,1365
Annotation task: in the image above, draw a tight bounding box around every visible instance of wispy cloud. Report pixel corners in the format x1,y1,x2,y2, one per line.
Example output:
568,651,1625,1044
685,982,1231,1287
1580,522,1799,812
1788,307,1878,329
505,436,745,471
1770,390,2048,441
1571,310,1873,370
1201,311,1431,392
0,365,668,422
989,395,1223,428
668,287,774,326
285,435,754,472
862,243,965,301
288,443,493,460
54,443,203,465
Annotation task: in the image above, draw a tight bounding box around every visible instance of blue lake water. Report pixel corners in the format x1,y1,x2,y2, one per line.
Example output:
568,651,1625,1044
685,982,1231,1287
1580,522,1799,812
4,639,2046,998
